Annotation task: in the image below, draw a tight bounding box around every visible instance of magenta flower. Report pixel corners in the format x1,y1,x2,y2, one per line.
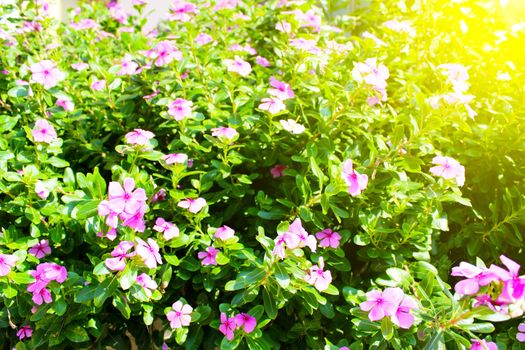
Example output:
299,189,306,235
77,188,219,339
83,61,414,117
195,33,214,45
280,119,305,134
119,200,146,232
31,287,52,305
136,273,158,296
490,255,525,302
98,200,119,228
219,313,237,341
316,229,341,249
341,159,368,196
105,241,135,271
259,98,286,115
108,178,148,214
305,257,332,292
224,56,252,77
234,313,257,333
117,54,139,76
153,217,180,240
360,288,404,321
429,156,465,186
283,218,317,252
170,0,197,22
451,262,497,295
29,239,51,259
162,153,188,166
270,164,287,178
30,60,65,89
214,225,235,240
0,253,18,276
38,262,68,283
145,41,182,67
167,301,193,328
35,181,50,200
470,339,498,350
178,197,207,214
167,98,193,121
268,76,294,100
272,233,287,259
136,238,163,269
198,246,220,266
255,56,270,67
16,325,33,340
211,127,238,141
56,98,74,112
32,119,57,143
517,324,525,342
391,295,418,329
125,129,155,146
91,79,106,91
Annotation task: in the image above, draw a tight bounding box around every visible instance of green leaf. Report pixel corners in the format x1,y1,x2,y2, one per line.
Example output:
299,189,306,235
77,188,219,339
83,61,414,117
74,285,97,303
113,293,131,319
225,268,266,291
44,157,70,168
65,324,90,343
263,288,277,319
94,277,118,308
73,200,100,220
274,263,290,289
381,317,394,340
458,322,495,333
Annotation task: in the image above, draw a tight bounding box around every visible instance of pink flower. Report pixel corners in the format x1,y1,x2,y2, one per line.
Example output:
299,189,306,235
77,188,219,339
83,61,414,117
272,233,287,259
29,239,51,259
352,58,389,90
167,301,193,328
16,325,32,340
276,21,291,33
35,181,50,199
105,241,135,271
219,313,237,341
255,56,270,67
451,262,497,295
315,229,341,248
178,197,207,214
224,56,252,77
214,225,235,240
170,0,197,22
153,218,180,240
71,62,89,71
56,98,74,112
268,76,294,100
300,10,321,32
145,41,182,67
305,257,332,292
259,98,286,115
517,323,525,342
195,33,214,45
70,19,99,30
280,119,305,134
108,178,148,214
98,200,119,228
198,246,220,266
391,295,418,329
0,253,18,276
212,127,238,141
91,79,106,91
32,287,52,305
490,255,525,302
167,98,193,121
32,119,57,143
108,1,129,23
270,164,287,178
470,339,498,350
289,38,320,54
125,129,155,146
341,160,368,196
117,54,139,76
136,273,158,291
360,288,404,321
162,153,188,165
136,237,163,269
234,313,257,333
38,262,68,283
429,156,465,186
283,218,317,252
30,60,65,89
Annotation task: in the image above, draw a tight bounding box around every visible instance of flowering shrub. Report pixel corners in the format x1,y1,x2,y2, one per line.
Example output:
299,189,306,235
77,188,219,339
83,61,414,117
1,0,525,349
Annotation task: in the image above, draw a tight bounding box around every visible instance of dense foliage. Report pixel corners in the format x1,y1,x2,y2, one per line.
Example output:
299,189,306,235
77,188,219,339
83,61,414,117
1,0,525,349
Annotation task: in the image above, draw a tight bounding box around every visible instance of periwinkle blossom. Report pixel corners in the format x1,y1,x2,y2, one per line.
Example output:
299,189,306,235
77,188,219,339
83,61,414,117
125,129,155,146
167,98,193,120
259,98,286,114
178,197,207,214
451,261,497,295
391,295,419,329
224,56,252,77
470,339,498,350
517,323,525,342
289,38,321,54
214,225,235,240
136,273,158,296
27,263,68,305
35,181,50,200
352,58,389,104
255,56,270,67
105,241,135,271
195,33,214,45
108,178,148,214
145,41,182,67
212,127,238,141
153,218,180,240
167,301,193,328
0,253,18,276
32,119,57,143
341,159,368,196
214,0,240,11
17,325,33,340
71,62,89,71
170,0,198,22
30,60,65,89
108,2,129,23
305,257,332,292
70,19,99,31
198,246,220,266
280,119,305,134
56,98,74,112
490,255,525,302
117,54,139,76
268,76,294,100
91,79,106,91
284,218,317,252
276,21,292,33
163,153,188,165
29,239,51,259
219,313,237,341
270,164,287,178
136,237,163,269
234,313,257,333
316,228,341,248
300,10,321,32
360,288,404,321
429,156,465,186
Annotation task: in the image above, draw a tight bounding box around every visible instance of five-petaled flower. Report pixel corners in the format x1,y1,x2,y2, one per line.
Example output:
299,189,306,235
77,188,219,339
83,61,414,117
32,119,57,144
224,56,252,77
136,237,163,269
341,159,368,196
198,246,220,266
315,228,341,249
30,60,65,89
177,197,207,214
0,253,18,276
305,257,333,292
29,240,52,259
167,301,193,328
429,156,465,187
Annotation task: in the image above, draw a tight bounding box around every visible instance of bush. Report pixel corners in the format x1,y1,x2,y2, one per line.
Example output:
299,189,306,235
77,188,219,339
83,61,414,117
1,0,525,349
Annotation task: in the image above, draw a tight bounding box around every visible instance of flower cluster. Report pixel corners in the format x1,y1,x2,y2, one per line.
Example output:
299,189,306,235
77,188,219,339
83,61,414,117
259,76,294,115
351,58,389,106
273,218,317,259
27,263,67,305
360,287,419,329
219,312,257,341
